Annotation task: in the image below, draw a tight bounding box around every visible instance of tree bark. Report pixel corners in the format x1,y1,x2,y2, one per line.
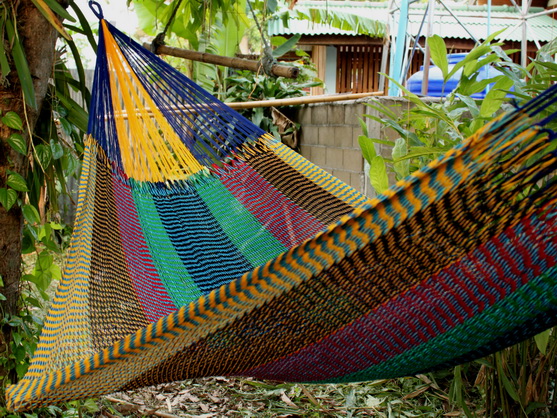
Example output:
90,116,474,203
0,1,59,379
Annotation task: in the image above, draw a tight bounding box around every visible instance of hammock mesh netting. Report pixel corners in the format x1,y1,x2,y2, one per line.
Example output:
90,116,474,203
6,16,557,411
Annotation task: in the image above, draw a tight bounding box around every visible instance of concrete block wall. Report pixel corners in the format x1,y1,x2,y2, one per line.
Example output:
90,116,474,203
296,100,367,193
295,97,419,198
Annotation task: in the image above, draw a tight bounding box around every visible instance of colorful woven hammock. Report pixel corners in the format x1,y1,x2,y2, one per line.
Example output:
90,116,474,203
6,13,557,412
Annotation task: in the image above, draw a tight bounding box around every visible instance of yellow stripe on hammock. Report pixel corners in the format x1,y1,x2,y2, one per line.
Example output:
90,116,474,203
101,21,204,182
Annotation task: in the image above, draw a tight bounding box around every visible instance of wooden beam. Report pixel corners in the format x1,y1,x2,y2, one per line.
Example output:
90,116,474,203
146,43,300,79
298,34,383,46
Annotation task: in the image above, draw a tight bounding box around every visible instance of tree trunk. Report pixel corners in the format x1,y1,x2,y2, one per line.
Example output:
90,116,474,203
0,1,59,380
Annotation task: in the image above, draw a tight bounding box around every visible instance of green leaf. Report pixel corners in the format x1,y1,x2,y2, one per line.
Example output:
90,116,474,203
49,263,61,282
458,74,499,97
41,0,75,22
358,135,376,164
364,99,399,121
49,222,64,230
1,111,23,130
271,36,288,47
455,94,480,118
22,204,40,225
0,33,11,79
395,146,448,161
536,61,557,72
29,0,72,40
35,144,52,168
55,90,89,132
68,0,97,51
392,138,410,179
358,117,368,137
479,76,514,118
483,28,508,45
16,363,28,379
37,252,53,272
50,140,64,160
0,187,17,210
7,133,27,155
23,295,42,309
463,54,500,78
12,332,22,347
496,352,520,402
5,19,36,109
428,35,448,80
0,293,6,301
368,155,389,194
534,329,550,355
21,228,36,254
64,40,92,107
446,45,492,81
7,173,28,192
272,34,301,58
525,402,549,415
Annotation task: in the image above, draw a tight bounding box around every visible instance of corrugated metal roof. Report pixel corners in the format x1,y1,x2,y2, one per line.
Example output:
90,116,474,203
269,1,557,43
267,19,358,36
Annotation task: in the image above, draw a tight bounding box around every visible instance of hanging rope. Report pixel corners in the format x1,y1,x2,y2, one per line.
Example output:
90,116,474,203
150,0,185,54
247,0,277,76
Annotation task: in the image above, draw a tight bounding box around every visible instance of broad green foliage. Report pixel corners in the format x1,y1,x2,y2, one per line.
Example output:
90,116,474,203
135,0,251,94
135,0,249,51
361,35,557,196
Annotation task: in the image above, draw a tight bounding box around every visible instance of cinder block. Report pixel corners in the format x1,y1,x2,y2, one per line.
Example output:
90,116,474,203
344,103,365,126
318,126,336,147
300,126,319,146
332,169,351,185
379,142,393,159
383,126,401,142
333,126,354,148
310,146,327,168
352,131,364,149
350,172,364,193
299,145,312,161
365,112,381,139
343,148,363,171
312,105,328,125
326,147,343,169
296,106,312,125
328,104,345,125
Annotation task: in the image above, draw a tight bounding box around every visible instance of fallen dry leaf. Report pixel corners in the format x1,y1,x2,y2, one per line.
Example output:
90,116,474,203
280,391,299,409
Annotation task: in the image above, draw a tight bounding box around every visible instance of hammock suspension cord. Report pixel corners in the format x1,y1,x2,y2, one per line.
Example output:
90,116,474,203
150,0,185,54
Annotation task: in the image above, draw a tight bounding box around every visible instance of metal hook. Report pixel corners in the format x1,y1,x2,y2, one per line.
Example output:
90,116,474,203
88,1,104,20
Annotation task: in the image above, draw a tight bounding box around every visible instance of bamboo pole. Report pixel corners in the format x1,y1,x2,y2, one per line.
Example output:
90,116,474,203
226,91,383,109
111,92,383,120
145,43,300,79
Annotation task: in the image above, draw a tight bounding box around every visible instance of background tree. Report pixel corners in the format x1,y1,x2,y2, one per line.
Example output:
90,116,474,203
0,0,89,399
0,0,61,379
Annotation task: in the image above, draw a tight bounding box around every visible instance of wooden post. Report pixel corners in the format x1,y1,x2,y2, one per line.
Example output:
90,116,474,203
312,45,326,95
145,43,300,79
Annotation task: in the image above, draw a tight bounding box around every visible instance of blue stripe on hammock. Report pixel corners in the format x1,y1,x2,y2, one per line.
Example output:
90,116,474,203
87,26,121,167
152,186,254,293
